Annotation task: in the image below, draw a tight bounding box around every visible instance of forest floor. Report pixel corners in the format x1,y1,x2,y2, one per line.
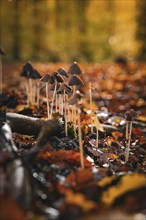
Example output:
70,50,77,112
0,62,146,220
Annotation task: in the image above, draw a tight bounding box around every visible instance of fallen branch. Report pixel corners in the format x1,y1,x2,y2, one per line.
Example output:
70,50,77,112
6,112,63,137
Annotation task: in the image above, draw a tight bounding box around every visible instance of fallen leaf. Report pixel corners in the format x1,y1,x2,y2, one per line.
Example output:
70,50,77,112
101,173,146,206
66,169,93,188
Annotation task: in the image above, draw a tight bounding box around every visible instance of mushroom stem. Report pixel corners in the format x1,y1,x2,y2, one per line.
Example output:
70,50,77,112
25,79,30,106
58,94,61,114
46,82,50,119
74,105,77,127
96,129,99,148
29,78,33,104
61,95,64,115
32,80,36,104
55,94,58,112
89,83,93,133
78,107,84,169
73,85,76,96
50,80,57,118
0,57,2,94
125,121,132,163
36,81,40,107
125,121,129,151
64,93,68,136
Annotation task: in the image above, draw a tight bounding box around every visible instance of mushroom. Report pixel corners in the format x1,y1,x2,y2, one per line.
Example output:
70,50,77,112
50,72,64,118
57,67,69,78
89,83,95,133
40,73,53,119
29,69,42,105
93,112,104,148
68,75,84,125
57,82,72,136
0,47,5,94
20,62,34,106
68,61,83,75
124,109,137,163
69,91,84,169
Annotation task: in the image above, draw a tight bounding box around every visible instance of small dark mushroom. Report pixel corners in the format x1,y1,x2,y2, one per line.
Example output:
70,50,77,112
50,72,64,118
52,71,64,83
68,75,84,87
68,61,83,75
40,73,53,118
20,62,34,105
124,109,137,163
20,62,33,78
57,67,68,78
68,74,84,97
28,69,42,105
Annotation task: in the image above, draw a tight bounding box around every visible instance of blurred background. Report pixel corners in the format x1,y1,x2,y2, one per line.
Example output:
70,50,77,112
0,0,146,63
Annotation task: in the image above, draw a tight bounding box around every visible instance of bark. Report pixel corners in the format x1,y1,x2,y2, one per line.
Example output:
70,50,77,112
6,112,63,137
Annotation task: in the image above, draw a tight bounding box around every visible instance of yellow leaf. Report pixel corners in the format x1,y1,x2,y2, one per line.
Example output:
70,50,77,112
93,115,104,132
66,190,96,212
97,176,117,187
101,173,146,206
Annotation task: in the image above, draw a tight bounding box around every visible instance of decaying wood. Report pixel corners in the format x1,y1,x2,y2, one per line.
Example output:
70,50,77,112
6,112,63,137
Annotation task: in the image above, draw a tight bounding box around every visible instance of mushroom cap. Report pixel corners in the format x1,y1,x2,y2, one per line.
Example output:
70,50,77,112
29,69,42,79
52,72,64,83
57,82,73,95
20,62,34,78
0,47,6,56
68,61,83,75
57,67,69,78
68,75,84,86
129,109,138,119
40,73,54,84
124,111,132,121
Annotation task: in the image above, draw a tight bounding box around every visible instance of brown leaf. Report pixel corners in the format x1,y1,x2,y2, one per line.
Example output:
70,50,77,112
66,169,93,189
36,150,92,167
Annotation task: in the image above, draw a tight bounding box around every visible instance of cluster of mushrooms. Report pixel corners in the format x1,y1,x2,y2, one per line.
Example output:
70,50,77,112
21,61,96,168
20,62,137,168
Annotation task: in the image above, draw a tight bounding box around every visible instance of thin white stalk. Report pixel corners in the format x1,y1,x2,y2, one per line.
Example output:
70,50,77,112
29,78,33,104
71,106,74,122
78,107,84,169
96,129,99,148
25,79,30,106
74,105,77,127
61,95,64,115
0,57,2,94
55,94,58,112
73,85,76,96
50,80,57,118
58,94,61,113
125,121,133,163
36,81,40,107
64,92,68,136
46,82,50,119
89,83,93,133
126,122,129,140
32,80,36,104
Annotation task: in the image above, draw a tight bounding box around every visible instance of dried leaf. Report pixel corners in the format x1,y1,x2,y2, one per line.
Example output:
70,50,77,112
112,131,123,140
107,153,118,160
66,169,93,188
36,150,92,167
93,115,104,132
101,173,146,206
